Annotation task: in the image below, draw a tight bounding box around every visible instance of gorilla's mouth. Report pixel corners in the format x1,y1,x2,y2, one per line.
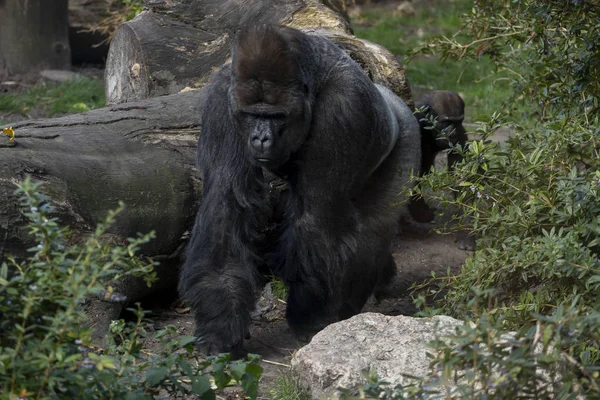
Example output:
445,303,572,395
253,154,285,166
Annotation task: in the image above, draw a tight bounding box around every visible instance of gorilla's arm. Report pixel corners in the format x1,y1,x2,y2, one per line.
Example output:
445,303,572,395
178,65,268,356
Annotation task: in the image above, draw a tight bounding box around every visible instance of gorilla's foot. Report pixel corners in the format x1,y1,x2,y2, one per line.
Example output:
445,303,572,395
197,339,249,360
373,286,396,303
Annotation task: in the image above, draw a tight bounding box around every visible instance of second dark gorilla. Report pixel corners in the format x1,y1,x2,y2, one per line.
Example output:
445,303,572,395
407,90,476,251
179,24,420,357
408,90,468,224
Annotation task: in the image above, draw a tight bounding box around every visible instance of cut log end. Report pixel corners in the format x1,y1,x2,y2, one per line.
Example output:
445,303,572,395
104,21,150,105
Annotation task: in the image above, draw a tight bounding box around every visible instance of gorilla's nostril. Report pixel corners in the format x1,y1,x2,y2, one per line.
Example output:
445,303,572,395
252,137,262,145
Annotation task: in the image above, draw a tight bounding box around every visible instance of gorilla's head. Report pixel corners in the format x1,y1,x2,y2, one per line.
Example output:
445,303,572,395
230,25,313,169
417,90,466,151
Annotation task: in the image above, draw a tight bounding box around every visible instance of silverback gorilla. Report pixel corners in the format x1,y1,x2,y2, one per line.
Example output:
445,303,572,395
178,24,420,357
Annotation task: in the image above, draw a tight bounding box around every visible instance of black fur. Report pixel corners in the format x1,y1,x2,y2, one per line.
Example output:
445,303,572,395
408,90,467,223
178,24,421,357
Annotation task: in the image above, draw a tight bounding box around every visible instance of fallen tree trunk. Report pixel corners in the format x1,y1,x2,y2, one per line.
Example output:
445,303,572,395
105,0,412,107
1,89,204,265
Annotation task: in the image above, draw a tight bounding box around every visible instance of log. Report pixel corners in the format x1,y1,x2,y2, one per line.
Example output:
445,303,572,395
104,0,412,108
322,0,352,22
0,0,71,74
1,90,204,265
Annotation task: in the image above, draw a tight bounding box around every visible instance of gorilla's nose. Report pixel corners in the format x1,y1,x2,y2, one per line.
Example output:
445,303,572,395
251,130,273,153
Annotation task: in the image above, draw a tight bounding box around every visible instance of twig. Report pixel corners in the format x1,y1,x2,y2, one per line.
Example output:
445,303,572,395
263,359,291,368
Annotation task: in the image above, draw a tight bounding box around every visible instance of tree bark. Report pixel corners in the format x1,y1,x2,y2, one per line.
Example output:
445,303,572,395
0,0,71,74
104,0,412,108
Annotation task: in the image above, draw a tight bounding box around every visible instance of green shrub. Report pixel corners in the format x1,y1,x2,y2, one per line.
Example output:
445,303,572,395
424,0,600,119
418,114,600,326
345,1,600,398
269,373,311,400
0,177,262,399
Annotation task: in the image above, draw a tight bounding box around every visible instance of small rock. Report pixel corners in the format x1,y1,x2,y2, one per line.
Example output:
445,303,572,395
40,69,82,82
291,313,462,399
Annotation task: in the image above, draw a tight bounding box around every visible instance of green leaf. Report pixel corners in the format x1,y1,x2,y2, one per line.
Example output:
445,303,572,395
145,367,169,386
191,375,216,400
64,354,82,364
178,359,194,378
178,335,198,348
229,361,246,382
241,372,260,400
97,355,116,370
211,361,231,388
245,363,263,378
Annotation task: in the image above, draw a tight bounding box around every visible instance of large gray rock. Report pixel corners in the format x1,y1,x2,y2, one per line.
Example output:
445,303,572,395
291,313,462,399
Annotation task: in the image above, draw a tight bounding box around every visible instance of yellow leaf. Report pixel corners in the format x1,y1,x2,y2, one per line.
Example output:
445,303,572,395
71,102,91,112
2,126,15,143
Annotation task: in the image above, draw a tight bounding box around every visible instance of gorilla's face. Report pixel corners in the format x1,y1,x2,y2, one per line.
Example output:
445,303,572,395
231,79,312,170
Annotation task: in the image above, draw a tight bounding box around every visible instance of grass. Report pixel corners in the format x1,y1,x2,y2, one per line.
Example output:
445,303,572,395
0,77,105,125
269,374,311,400
270,277,289,301
351,0,511,122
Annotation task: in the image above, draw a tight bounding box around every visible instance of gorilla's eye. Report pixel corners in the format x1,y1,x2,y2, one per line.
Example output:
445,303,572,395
239,110,286,121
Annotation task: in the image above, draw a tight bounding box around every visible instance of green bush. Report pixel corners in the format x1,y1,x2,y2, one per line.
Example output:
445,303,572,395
424,0,600,119
346,1,600,398
0,178,262,399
